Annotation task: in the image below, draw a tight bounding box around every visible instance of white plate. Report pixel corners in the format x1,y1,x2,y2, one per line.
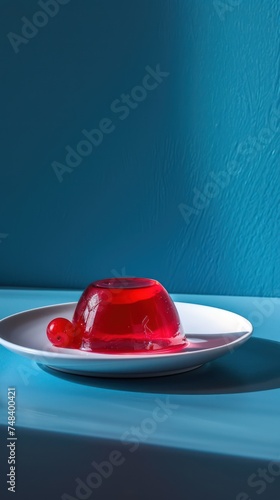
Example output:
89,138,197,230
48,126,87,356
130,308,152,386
0,302,253,378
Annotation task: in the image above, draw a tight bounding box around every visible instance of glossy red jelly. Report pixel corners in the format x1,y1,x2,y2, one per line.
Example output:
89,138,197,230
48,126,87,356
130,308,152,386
47,278,187,354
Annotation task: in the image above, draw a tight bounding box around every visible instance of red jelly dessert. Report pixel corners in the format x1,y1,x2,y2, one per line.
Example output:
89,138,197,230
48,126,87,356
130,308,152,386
46,278,187,354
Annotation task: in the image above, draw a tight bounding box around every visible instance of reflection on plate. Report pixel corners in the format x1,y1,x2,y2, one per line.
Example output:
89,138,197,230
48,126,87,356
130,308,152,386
0,302,253,378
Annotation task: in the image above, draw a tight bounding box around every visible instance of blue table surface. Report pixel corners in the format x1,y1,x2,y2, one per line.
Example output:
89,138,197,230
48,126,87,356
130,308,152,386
0,288,280,463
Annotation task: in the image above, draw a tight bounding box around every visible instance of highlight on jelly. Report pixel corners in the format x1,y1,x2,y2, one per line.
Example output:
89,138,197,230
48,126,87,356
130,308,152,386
46,278,188,354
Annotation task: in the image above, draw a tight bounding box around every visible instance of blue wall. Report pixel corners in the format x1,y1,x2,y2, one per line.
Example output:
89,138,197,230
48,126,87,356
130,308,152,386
0,0,279,296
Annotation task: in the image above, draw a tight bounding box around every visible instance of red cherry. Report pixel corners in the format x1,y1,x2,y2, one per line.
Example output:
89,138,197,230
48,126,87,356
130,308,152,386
47,318,76,348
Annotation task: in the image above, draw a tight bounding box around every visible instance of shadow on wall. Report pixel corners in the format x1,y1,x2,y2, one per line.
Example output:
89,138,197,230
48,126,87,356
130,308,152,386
1,0,280,297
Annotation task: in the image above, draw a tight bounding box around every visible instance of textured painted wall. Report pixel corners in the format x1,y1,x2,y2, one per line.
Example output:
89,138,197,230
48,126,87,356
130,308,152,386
0,0,279,295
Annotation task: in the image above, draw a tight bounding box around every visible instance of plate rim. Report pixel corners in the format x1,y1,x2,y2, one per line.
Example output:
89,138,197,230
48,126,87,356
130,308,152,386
0,301,253,361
